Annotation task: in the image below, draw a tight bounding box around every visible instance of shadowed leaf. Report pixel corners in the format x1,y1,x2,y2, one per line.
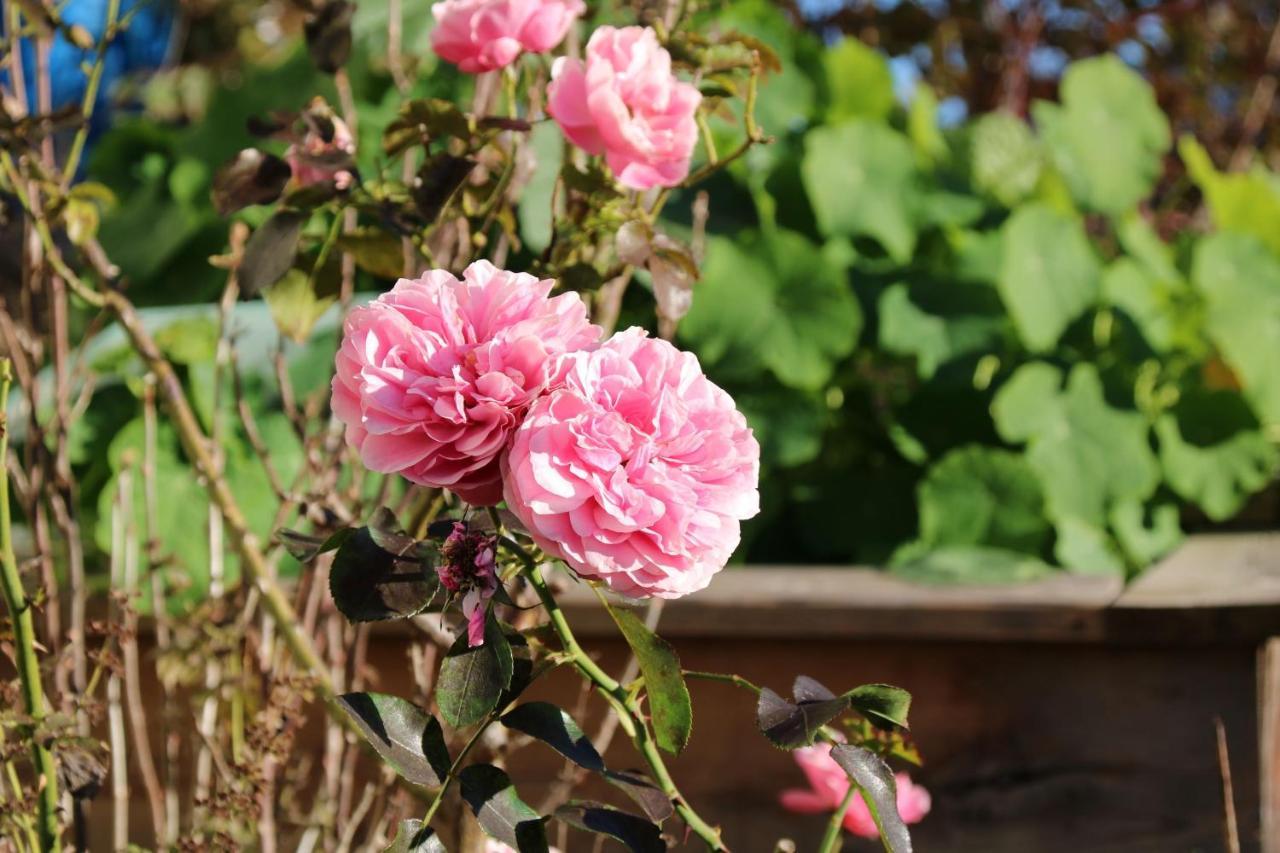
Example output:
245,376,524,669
500,702,604,772
757,677,848,750
338,693,450,787
437,616,513,728
329,528,439,622
829,745,913,853
277,527,353,562
211,148,291,215
240,211,305,296
384,820,448,852
555,803,666,853
602,771,674,823
459,764,549,852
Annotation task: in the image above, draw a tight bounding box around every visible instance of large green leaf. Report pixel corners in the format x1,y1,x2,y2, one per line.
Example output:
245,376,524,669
458,764,548,852
878,282,1005,379
996,204,1100,352
436,617,514,728
604,604,692,755
679,230,861,390
1180,137,1280,256
993,362,1159,526
1033,55,1170,216
337,693,451,787
916,446,1050,553
803,120,917,261
1156,392,1279,521
970,112,1043,207
1192,232,1280,425
890,545,1056,584
823,38,894,123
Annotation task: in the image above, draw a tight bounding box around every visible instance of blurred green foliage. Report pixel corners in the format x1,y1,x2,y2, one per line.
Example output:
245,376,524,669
81,0,1280,589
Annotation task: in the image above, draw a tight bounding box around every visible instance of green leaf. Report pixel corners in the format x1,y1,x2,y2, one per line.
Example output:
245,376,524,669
1180,137,1280,256
1033,55,1170,215
329,528,439,623
1100,257,1186,353
679,230,861,390
554,803,665,853
458,764,549,852
877,283,1004,379
518,122,563,254
263,266,341,345
916,446,1050,553
336,229,406,280
500,703,604,772
994,363,1159,528
384,820,447,853
970,111,1042,207
1109,500,1183,567
890,545,1056,584
996,203,1100,352
829,745,914,853
604,604,692,755
337,693,450,787
907,84,947,166
1156,393,1279,521
803,120,917,261
436,617,514,728
845,684,911,731
240,210,305,296
1192,232,1280,425
1052,517,1125,575
823,38,894,123
756,676,847,750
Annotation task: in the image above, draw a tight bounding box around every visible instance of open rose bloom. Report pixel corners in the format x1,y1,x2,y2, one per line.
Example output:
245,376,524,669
548,26,702,190
331,261,600,505
503,328,760,598
781,743,932,838
431,0,585,72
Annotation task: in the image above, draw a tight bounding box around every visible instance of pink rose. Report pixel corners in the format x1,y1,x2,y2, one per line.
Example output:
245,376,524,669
547,26,702,190
430,0,585,73
502,328,760,598
331,261,600,505
780,743,932,838
286,101,356,190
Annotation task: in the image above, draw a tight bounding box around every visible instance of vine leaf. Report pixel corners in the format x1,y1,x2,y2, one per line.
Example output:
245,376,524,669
555,802,666,853
437,616,514,728
829,745,913,853
384,819,448,853
337,693,450,787
500,702,604,772
458,764,549,852
757,675,847,750
329,527,439,623
603,603,692,755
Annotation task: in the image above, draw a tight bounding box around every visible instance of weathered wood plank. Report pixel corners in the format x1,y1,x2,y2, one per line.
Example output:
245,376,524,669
1262,638,1280,853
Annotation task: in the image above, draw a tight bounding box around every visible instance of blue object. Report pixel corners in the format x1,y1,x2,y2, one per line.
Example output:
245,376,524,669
0,0,177,164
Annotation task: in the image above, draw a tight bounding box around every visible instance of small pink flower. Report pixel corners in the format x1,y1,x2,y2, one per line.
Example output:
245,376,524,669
431,0,585,73
547,26,702,190
331,261,601,505
502,328,760,598
780,743,931,838
286,101,356,189
439,522,499,646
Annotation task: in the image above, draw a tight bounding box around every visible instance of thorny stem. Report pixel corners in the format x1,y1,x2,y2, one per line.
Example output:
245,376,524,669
816,786,858,853
0,359,62,852
501,535,730,850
